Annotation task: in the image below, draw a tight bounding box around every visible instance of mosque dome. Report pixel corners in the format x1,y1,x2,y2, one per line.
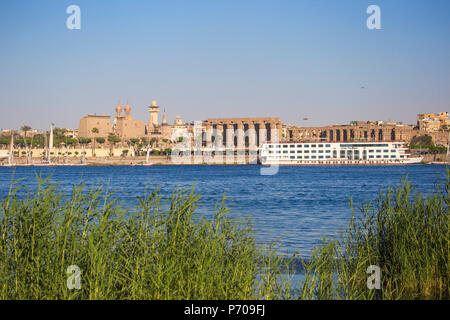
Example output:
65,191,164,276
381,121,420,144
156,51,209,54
125,103,131,114
115,103,122,114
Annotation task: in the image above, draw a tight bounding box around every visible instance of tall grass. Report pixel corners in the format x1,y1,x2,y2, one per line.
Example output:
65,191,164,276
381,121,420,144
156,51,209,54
0,173,292,300
1,170,448,300
299,169,449,300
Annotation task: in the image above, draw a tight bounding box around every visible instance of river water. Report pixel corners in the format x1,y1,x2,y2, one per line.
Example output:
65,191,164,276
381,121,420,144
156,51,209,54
0,164,446,257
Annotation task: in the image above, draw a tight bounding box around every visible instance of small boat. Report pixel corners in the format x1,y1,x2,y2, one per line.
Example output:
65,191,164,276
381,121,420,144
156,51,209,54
33,161,57,167
33,124,57,166
2,163,16,167
3,134,16,167
135,144,153,166
55,163,88,166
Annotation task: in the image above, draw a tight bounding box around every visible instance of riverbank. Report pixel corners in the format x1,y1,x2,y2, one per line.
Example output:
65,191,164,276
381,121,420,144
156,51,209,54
1,154,447,166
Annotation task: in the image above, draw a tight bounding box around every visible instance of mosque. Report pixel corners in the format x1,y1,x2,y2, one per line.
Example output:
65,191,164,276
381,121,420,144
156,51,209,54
78,100,186,143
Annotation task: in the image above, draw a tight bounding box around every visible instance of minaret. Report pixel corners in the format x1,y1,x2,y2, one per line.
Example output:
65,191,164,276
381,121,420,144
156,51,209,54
115,101,122,117
148,100,160,132
124,102,132,120
162,108,167,125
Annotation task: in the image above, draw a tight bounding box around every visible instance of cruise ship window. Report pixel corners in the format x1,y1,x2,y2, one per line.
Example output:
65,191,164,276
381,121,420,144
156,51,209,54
326,150,330,153
319,156,324,159
290,145,295,148
304,156,309,159
283,145,288,148
304,145,309,148
325,144,331,147
384,150,389,153
312,156,317,159
369,155,374,159
283,151,288,154
319,150,324,153
311,144,316,147
369,150,374,153
297,150,302,153
376,150,381,153
318,144,323,147
297,156,302,159
376,155,382,158
391,155,396,158
290,150,295,153
304,150,309,153
384,155,389,158
297,144,302,148
311,150,316,153
290,156,295,159
391,150,396,152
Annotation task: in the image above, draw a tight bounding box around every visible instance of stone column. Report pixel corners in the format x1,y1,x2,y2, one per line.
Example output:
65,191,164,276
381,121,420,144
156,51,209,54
269,123,276,142
237,122,244,150
226,124,234,150
205,124,212,147
276,123,282,143
259,122,267,146
248,123,256,150
216,124,224,149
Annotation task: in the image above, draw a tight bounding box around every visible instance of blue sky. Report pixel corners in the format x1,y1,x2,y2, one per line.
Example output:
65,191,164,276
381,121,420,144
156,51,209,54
0,0,449,130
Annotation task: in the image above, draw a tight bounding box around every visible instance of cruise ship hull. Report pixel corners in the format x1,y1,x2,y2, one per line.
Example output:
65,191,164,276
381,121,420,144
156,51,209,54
261,157,423,166
260,141,424,166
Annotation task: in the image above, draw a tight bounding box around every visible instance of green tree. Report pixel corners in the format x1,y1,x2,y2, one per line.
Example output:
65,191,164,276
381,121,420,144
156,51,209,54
79,138,91,145
21,125,31,140
91,128,99,157
410,135,433,146
108,134,121,156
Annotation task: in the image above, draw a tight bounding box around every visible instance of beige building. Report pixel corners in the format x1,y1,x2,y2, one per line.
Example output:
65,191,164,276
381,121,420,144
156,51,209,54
202,117,282,150
78,115,112,138
418,112,450,132
113,102,147,139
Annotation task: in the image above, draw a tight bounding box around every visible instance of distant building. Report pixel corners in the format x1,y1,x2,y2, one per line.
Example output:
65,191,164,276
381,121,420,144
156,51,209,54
113,102,147,139
417,112,450,132
78,115,112,138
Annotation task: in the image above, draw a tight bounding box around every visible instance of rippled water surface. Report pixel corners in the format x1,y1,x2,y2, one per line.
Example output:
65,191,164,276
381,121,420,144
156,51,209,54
0,165,446,256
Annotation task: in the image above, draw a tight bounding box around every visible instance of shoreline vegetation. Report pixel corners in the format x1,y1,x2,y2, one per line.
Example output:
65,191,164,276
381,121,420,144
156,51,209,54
0,170,448,300
1,153,448,166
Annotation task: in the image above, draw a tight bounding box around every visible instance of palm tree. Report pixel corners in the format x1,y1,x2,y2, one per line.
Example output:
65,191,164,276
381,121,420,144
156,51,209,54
92,128,99,157
21,125,31,139
20,125,31,162
108,133,120,157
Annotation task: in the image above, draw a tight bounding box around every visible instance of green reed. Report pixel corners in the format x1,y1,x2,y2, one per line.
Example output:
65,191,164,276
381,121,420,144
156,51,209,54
299,168,449,300
1,169,448,300
0,173,291,300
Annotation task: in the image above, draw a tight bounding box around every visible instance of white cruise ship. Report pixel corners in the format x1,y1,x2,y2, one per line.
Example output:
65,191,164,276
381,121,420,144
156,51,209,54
260,141,423,165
